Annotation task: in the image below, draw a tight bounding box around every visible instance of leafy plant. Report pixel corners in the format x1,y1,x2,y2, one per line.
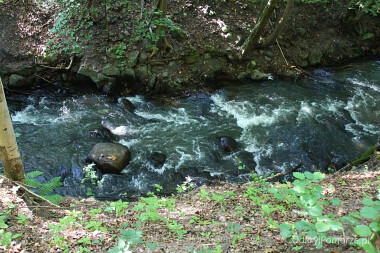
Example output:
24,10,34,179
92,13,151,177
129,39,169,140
25,171,64,205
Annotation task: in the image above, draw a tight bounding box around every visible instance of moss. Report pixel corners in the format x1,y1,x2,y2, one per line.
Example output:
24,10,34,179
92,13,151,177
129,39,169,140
351,145,378,166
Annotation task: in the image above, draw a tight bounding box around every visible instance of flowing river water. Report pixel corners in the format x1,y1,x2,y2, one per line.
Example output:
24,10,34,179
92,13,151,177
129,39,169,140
4,61,380,199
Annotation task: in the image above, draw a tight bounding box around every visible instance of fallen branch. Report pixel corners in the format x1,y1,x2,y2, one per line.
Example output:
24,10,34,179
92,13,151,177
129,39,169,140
0,175,37,188
0,175,60,207
37,56,74,70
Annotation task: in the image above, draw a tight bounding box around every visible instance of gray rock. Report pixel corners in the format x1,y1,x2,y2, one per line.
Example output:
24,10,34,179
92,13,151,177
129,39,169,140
237,72,249,81
120,98,136,112
9,74,27,87
90,126,117,142
135,65,148,81
86,143,131,174
147,152,167,168
220,136,238,152
139,52,148,63
121,68,135,81
102,65,120,76
150,74,157,88
78,64,99,84
128,51,139,67
102,77,118,94
250,70,269,81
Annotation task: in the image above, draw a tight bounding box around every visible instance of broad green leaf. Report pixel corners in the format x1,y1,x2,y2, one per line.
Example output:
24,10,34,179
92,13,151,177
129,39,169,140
293,172,305,180
329,220,343,231
369,221,379,232
362,198,374,206
279,223,293,239
304,171,313,179
293,181,306,193
121,229,143,244
354,225,372,237
312,172,325,181
362,241,377,253
307,206,322,217
315,221,330,232
360,206,379,219
295,220,314,231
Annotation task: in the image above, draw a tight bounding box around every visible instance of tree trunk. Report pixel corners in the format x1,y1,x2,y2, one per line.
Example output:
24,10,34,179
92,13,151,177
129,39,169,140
256,0,294,48
241,0,279,58
149,0,173,59
0,78,25,183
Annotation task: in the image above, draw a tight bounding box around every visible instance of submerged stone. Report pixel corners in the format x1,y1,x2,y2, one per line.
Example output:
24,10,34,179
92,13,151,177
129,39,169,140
220,136,238,152
147,152,167,168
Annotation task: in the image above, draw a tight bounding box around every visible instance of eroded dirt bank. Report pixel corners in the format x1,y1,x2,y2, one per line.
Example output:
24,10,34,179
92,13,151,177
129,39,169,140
0,0,379,97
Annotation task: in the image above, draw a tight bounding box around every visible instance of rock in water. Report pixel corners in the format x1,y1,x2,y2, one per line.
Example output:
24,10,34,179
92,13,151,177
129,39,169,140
89,126,117,142
120,98,136,112
86,143,131,174
147,152,167,168
220,136,238,152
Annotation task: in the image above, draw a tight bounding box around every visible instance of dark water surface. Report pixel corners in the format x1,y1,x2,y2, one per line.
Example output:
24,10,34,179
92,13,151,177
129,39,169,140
6,61,380,199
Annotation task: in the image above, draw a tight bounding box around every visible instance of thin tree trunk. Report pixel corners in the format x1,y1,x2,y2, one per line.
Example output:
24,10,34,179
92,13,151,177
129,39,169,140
0,78,25,183
149,0,173,59
241,0,279,58
256,0,294,48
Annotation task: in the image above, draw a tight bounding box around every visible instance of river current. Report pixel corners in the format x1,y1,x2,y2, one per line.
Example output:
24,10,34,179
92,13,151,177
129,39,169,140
5,61,380,199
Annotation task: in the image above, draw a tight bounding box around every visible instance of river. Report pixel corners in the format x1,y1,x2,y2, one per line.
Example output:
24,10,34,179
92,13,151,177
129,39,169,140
4,60,380,200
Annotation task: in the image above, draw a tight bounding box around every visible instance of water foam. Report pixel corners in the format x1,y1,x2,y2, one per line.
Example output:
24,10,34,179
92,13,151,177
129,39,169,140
210,94,292,129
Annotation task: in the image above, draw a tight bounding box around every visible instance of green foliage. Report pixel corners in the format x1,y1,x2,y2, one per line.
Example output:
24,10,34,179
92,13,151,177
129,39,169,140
25,170,64,205
82,163,102,188
16,213,32,227
276,171,380,252
46,0,181,56
362,32,375,40
109,200,129,217
0,230,22,249
108,229,143,252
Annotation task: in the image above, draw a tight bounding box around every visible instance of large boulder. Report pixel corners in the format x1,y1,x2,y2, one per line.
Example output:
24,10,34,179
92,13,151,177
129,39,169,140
86,143,131,174
219,136,238,152
250,70,269,81
9,74,27,87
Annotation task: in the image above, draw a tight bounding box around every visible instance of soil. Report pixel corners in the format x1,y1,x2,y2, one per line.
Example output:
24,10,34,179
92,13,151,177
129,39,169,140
1,152,379,252
0,0,379,97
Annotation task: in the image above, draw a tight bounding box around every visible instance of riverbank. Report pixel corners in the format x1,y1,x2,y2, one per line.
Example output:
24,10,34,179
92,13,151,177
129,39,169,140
1,0,380,98
1,151,379,252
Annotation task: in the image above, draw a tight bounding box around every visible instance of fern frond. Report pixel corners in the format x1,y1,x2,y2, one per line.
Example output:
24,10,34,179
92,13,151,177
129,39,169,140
25,179,43,188
25,171,44,179
39,177,63,195
41,194,65,205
